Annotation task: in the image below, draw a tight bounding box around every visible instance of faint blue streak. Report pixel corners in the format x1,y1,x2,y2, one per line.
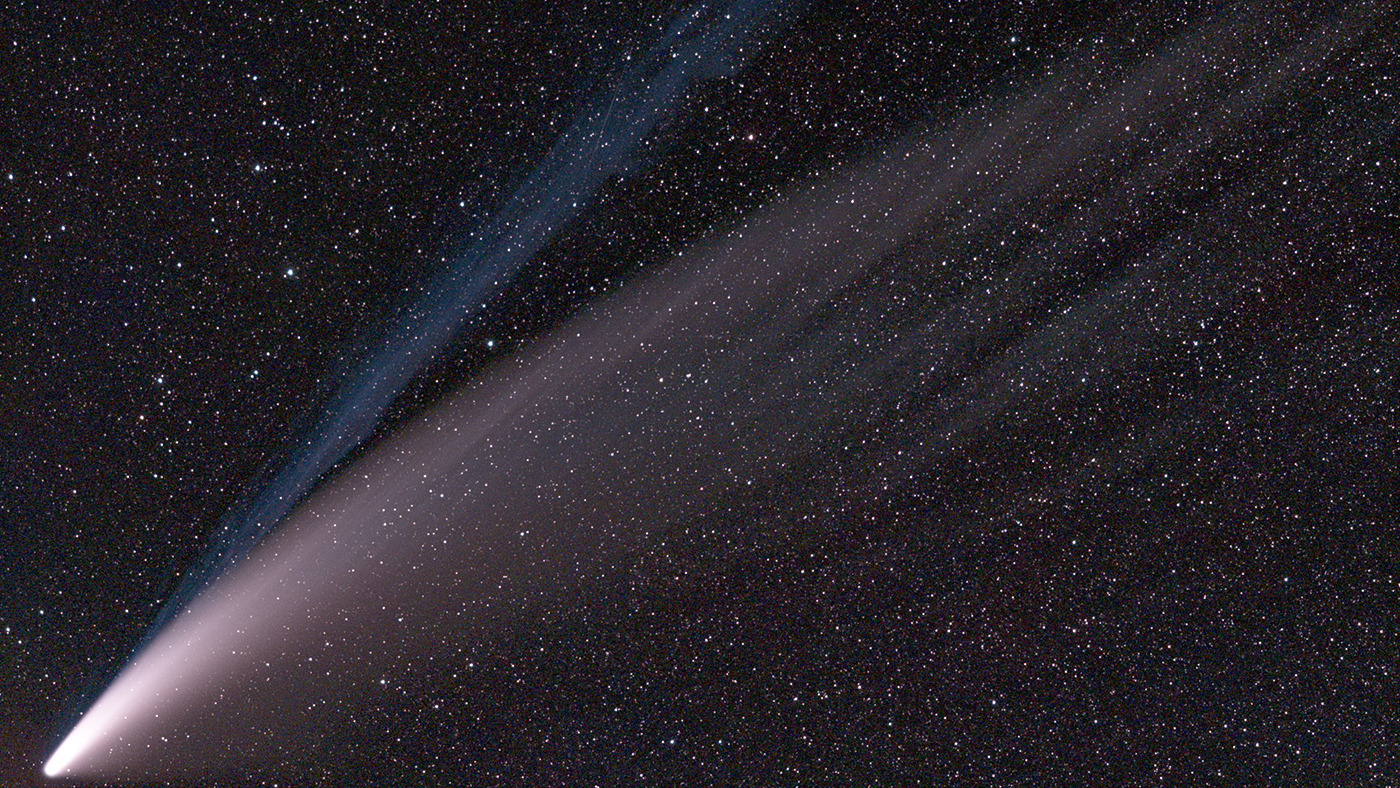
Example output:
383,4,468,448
142,0,787,643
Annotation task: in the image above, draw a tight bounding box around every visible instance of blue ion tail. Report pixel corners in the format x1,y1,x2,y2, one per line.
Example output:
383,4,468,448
137,0,789,650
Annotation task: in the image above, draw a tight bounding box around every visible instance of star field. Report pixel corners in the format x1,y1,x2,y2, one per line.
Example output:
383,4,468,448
2,1,1398,786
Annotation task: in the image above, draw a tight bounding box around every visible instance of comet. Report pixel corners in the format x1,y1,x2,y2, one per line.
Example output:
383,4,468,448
45,2,1382,778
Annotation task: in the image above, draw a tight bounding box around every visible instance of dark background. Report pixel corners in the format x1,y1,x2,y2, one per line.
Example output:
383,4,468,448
2,1,1397,785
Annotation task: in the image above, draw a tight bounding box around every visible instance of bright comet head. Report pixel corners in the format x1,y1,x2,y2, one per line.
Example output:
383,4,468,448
44,697,117,777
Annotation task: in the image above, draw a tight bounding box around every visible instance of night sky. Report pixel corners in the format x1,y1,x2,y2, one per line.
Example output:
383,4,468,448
3,1,1399,786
